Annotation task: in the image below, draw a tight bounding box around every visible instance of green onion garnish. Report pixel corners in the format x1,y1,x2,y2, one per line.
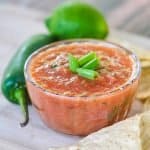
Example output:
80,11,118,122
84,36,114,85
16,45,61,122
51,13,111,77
68,54,79,73
68,52,100,80
82,57,100,70
79,52,96,66
77,68,99,80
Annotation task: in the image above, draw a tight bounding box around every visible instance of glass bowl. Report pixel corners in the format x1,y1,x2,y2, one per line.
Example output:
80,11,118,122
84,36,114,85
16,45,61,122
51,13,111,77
24,39,140,136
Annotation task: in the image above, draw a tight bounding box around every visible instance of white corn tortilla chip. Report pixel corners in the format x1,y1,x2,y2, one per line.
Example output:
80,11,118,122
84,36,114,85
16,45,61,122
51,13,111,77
49,111,150,150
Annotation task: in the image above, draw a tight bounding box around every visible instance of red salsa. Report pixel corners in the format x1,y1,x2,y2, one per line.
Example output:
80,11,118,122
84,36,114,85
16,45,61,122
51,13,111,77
29,43,133,97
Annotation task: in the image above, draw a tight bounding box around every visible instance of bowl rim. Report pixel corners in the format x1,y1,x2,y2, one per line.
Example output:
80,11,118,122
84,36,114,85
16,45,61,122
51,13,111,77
24,39,141,99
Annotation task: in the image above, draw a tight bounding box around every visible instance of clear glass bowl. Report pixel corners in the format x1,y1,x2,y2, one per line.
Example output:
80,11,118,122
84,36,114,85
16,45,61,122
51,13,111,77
24,39,140,136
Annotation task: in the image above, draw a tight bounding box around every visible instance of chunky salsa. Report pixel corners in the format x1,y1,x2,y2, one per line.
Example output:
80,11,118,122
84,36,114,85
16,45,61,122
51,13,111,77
29,42,133,97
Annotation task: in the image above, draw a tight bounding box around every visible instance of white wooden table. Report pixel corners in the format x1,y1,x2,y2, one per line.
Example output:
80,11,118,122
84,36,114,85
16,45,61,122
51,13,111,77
0,4,150,150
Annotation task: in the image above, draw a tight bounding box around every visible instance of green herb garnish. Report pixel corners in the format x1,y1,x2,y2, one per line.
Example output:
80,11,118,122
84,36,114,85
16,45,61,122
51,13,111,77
82,57,100,70
68,54,79,72
77,68,99,80
68,52,100,80
78,51,96,66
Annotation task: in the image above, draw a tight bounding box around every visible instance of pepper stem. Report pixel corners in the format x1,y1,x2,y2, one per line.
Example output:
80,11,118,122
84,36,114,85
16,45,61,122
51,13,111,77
14,88,29,127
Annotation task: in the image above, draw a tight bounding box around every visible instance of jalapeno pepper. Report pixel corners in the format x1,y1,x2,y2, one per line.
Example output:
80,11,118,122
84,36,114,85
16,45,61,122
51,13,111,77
1,34,56,127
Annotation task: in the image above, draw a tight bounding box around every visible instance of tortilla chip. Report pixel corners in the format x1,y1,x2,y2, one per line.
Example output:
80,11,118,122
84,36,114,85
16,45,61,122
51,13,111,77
140,111,150,150
141,61,150,68
136,67,150,100
140,56,150,61
144,97,150,111
49,112,150,150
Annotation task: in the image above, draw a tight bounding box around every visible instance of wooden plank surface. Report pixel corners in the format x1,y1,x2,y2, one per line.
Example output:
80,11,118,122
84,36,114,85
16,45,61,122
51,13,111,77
0,4,150,150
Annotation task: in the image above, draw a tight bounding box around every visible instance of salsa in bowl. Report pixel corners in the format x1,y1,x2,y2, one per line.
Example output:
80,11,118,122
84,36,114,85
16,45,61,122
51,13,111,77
24,39,140,135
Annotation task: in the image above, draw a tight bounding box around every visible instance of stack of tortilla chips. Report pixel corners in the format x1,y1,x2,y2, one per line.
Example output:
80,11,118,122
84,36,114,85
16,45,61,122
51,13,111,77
134,49,150,111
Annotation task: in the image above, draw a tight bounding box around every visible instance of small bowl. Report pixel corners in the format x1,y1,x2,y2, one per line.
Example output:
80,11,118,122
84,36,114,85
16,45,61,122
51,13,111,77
24,39,140,136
